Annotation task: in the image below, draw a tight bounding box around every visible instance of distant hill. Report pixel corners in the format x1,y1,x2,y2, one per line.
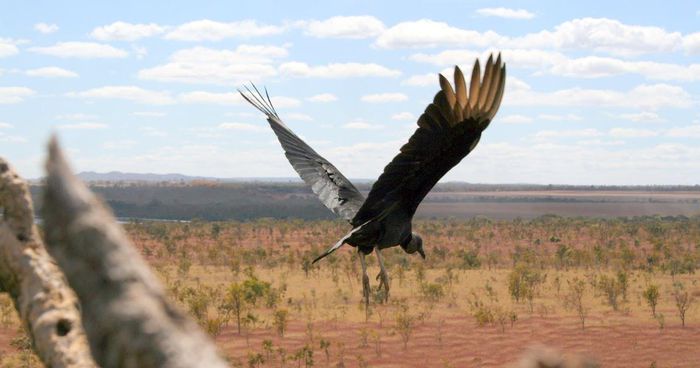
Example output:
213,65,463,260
77,171,211,182
65,172,700,191
27,180,700,222
75,171,305,183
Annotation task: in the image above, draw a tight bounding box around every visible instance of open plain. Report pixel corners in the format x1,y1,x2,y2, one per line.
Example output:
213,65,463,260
2,212,699,367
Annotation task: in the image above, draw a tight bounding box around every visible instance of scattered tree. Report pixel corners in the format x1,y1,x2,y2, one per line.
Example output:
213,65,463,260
273,309,289,337
564,277,588,330
643,284,660,318
672,282,694,328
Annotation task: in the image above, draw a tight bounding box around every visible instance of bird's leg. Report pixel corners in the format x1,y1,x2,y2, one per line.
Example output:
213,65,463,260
359,251,370,310
375,249,390,303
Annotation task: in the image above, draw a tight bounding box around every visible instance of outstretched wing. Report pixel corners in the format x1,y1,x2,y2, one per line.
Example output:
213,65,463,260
239,85,365,222
351,54,506,227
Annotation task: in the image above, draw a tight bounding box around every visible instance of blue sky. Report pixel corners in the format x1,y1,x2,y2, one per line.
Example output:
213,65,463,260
1,0,699,184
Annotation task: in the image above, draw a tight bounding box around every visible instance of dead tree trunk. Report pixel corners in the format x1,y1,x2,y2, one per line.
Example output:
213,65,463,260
0,157,96,367
41,137,229,368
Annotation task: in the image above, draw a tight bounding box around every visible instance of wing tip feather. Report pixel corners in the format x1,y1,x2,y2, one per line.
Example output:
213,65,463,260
239,83,280,120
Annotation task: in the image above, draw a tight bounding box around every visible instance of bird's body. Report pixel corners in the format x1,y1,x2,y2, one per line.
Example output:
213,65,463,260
347,205,413,254
241,54,506,305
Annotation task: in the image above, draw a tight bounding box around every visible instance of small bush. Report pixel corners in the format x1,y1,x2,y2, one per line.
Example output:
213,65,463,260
508,263,542,310
643,284,660,317
394,306,414,350
672,282,694,328
273,309,289,337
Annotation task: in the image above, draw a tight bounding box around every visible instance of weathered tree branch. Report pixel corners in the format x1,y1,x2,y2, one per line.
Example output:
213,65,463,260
0,156,96,367
41,137,229,368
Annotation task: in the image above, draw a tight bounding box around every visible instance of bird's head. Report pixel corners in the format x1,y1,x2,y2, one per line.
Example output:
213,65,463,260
403,233,425,259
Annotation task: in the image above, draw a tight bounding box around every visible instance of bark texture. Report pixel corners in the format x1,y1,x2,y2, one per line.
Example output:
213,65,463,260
41,138,229,368
0,156,96,367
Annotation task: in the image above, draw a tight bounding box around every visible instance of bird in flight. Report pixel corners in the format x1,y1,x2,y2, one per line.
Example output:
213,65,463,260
241,54,506,307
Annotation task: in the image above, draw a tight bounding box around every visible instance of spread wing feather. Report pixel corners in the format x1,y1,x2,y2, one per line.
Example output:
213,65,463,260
239,86,365,222
351,54,506,226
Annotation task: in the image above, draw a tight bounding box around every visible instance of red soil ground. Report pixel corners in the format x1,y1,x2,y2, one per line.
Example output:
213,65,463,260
1,313,697,367
211,313,698,367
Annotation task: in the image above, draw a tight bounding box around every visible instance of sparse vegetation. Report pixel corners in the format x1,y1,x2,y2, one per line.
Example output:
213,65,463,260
564,277,588,330
643,284,660,318
672,282,694,328
394,305,415,350
3,215,700,366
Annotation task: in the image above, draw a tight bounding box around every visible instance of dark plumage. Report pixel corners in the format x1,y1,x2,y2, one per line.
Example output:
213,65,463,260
241,54,506,303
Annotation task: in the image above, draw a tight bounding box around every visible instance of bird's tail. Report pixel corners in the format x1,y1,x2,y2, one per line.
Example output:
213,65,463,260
312,220,370,264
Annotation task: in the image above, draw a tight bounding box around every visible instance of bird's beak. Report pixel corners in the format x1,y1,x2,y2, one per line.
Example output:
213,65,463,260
418,248,426,259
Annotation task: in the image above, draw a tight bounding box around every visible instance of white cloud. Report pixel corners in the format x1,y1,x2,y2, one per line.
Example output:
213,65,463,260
0,122,13,129
410,49,700,82
547,56,700,81
360,93,408,103
683,32,700,54
538,114,583,121
67,86,174,105
132,111,166,117
303,16,385,39
506,77,532,93
401,73,436,86
507,83,692,110
279,62,400,78
476,8,535,20
609,128,658,137
179,91,243,105
34,23,59,34
0,38,19,57
307,93,337,102
286,113,313,121
138,45,285,84
343,120,383,130
29,42,128,58
25,66,78,78
513,18,682,56
391,112,415,121
103,140,137,149
666,125,700,138
378,18,683,56
440,140,700,184
501,114,533,124
179,91,299,108
618,111,665,123
409,49,558,69
91,21,166,41
139,126,167,137
375,19,506,49
165,19,283,41
56,113,98,121
534,129,602,140
576,139,625,146
270,96,301,108
218,122,267,132
0,87,35,104
58,122,109,130
0,132,26,143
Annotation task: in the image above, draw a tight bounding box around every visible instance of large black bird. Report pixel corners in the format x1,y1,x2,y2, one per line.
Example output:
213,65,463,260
241,54,505,305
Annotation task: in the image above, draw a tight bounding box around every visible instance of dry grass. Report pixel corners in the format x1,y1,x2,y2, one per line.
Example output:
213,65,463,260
2,216,699,367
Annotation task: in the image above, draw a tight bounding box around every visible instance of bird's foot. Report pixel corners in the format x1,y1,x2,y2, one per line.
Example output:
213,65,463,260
362,273,370,308
376,270,390,303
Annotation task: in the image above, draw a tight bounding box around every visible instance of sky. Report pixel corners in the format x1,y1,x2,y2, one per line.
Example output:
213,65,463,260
0,0,699,184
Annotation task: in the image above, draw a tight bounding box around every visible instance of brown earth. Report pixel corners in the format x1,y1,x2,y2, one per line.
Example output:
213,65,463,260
215,313,699,367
